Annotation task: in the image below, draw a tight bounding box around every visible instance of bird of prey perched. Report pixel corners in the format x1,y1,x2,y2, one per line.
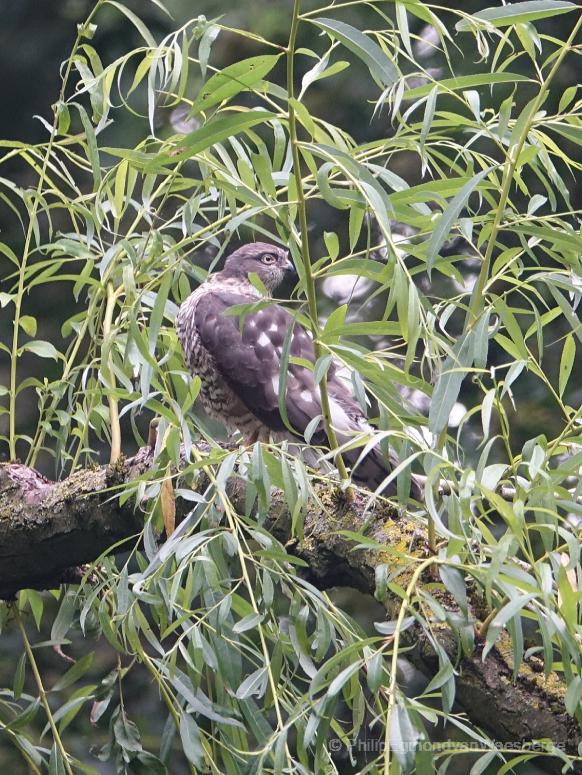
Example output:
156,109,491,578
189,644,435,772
176,242,418,497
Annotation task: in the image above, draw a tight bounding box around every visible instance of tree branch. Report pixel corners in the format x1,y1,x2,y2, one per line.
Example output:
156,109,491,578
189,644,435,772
0,459,144,599
0,452,578,764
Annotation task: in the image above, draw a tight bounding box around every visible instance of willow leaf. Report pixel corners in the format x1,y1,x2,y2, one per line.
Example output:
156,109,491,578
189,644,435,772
425,167,492,274
456,1,577,30
312,18,399,87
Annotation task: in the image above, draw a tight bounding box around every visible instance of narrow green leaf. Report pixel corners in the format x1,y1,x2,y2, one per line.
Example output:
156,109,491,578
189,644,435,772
75,104,102,187
470,751,499,774
559,334,575,397
456,1,577,30
565,675,582,717
323,321,400,340
301,58,350,96
327,662,361,697
323,231,339,260
312,18,399,87
323,304,347,335
313,354,333,385
558,85,577,113
13,653,26,700
547,285,582,345
19,315,37,337
481,389,495,439
374,617,415,636
423,657,454,695
21,340,60,360
51,593,76,643
48,743,66,775
547,121,582,147
148,271,173,355
395,2,413,56
390,701,421,772
55,101,71,135
491,594,536,629
150,110,274,168
420,86,437,153
105,1,157,46
403,72,530,100
304,414,323,444
512,223,581,256
428,331,474,434
232,612,262,633
349,204,365,249
27,590,44,630
113,159,128,220
366,651,384,694
52,652,94,692
440,566,467,614
425,167,492,273
179,712,203,767
493,296,528,361
235,667,267,700
199,23,220,77
190,55,280,115
274,728,288,772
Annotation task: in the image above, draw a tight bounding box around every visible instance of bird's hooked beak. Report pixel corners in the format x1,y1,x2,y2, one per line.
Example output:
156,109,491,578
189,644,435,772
283,254,298,278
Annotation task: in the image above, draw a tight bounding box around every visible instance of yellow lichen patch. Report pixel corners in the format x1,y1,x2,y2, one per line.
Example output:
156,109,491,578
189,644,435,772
493,632,568,701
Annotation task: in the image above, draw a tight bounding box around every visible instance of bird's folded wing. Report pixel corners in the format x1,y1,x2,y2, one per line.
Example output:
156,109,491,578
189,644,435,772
194,290,323,437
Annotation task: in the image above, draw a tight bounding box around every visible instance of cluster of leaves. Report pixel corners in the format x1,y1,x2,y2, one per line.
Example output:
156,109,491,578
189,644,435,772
0,0,581,773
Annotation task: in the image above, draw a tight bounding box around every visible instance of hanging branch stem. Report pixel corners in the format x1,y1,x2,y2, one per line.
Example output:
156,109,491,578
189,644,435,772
103,282,122,464
383,556,439,774
287,0,352,495
16,609,75,775
8,0,106,461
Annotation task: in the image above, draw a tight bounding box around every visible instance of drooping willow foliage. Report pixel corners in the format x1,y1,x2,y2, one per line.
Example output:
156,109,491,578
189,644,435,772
1,0,581,772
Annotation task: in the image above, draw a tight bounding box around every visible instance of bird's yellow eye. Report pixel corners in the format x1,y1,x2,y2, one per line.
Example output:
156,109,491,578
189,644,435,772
261,253,276,264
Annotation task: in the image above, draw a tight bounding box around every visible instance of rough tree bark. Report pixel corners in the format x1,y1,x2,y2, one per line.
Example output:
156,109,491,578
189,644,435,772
0,451,577,767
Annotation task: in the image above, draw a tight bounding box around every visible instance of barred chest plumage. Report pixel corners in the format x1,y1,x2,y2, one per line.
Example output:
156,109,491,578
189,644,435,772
175,279,270,441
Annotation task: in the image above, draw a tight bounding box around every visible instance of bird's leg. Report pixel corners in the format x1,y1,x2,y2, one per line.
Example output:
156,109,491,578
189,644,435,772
244,430,260,446
148,417,160,450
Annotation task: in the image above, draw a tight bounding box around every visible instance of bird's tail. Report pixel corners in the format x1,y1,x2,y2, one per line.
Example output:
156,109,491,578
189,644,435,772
340,444,422,501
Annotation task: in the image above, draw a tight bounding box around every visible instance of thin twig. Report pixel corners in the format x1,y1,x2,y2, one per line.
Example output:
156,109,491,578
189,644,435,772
287,0,353,497
16,608,75,775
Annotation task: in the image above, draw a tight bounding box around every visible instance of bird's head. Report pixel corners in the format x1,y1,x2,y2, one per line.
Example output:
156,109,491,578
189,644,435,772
220,242,296,293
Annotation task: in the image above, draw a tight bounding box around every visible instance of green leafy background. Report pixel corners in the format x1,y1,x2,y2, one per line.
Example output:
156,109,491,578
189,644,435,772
0,0,581,773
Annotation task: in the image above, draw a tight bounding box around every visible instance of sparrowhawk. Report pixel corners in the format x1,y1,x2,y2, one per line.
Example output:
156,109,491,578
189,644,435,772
176,242,418,497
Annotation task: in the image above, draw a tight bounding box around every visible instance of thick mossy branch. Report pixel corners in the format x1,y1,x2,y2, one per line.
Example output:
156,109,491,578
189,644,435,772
0,460,144,599
259,487,579,760
0,452,578,759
